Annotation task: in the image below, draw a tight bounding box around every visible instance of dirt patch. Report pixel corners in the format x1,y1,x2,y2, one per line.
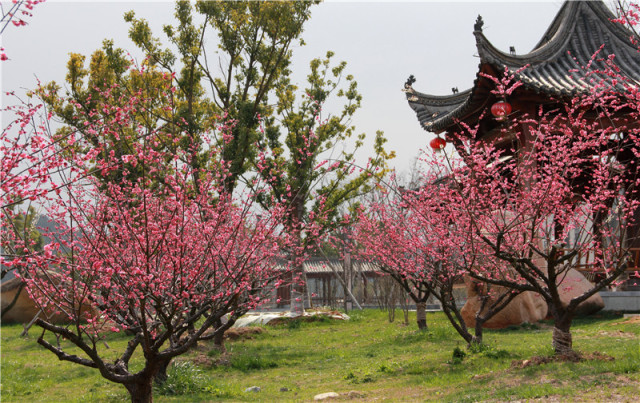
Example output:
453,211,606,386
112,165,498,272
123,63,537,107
200,325,265,342
511,351,614,369
188,350,233,368
610,315,640,325
596,330,638,339
191,353,215,368
224,326,265,340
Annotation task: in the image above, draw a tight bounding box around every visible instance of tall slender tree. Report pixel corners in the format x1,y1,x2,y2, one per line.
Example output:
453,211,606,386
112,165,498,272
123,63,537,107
253,52,393,313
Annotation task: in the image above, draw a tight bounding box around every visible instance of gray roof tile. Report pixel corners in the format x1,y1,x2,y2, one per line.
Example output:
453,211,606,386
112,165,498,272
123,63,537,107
406,1,640,133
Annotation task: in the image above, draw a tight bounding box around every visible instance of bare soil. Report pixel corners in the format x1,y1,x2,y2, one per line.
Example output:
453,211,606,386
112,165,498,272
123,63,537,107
510,351,614,369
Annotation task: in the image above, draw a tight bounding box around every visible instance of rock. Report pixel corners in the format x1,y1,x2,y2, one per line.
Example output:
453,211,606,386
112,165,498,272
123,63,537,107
314,392,339,400
245,386,261,393
347,390,366,398
556,268,604,315
462,264,606,330
461,277,547,329
1,278,69,324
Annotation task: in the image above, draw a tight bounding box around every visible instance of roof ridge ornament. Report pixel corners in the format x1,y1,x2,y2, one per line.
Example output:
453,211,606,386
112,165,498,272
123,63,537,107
404,74,416,89
474,15,484,33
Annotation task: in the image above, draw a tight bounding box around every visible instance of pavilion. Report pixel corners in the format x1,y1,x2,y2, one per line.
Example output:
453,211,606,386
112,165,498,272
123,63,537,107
404,0,640,146
404,0,640,293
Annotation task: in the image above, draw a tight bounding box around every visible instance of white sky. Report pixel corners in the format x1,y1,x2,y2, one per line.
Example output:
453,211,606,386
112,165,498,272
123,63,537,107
1,0,582,175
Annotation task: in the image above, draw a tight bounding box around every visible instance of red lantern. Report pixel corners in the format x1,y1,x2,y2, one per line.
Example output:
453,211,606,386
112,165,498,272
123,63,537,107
491,101,512,121
430,136,446,152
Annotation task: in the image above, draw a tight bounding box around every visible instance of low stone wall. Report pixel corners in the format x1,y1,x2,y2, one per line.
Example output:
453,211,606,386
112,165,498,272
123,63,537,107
599,291,640,312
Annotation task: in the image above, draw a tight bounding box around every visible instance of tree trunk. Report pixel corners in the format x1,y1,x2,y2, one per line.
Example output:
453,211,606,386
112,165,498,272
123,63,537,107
213,327,226,351
125,377,154,403
552,320,573,355
213,316,237,352
548,297,575,356
472,316,484,346
153,361,170,387
289,200,305,315
416,302,428,331
290,263,306,315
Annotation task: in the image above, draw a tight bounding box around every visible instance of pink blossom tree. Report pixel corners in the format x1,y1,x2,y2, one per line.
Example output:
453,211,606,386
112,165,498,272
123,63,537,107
3,64,292,402
432,64,640,355
20,118,288,403
354,173,521,345
1,97,55,280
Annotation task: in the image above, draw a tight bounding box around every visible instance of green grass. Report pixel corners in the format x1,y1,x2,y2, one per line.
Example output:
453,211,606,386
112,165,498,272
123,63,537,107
1,310,639,402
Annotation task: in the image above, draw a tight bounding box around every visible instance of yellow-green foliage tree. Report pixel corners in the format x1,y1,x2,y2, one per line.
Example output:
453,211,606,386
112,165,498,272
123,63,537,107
37,0,393,329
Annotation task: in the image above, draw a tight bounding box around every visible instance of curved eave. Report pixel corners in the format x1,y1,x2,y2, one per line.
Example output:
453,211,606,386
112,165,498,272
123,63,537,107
405,88,472,133
406,59,511,134
405,0,640,135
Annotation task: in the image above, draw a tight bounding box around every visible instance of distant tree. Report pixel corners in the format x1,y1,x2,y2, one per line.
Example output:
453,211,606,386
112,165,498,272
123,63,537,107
253,52,393,313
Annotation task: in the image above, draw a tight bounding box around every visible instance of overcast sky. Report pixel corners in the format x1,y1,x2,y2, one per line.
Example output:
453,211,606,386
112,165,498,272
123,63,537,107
1,1,580,175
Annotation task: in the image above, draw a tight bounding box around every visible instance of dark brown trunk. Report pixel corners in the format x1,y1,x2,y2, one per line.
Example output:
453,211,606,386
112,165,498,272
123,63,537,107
213,328,226,351
125,377,154,403
552,319,573,355
439,299,474,345
153,361,170,387
416,302,428,330
213,316,237,352
473,316,484,345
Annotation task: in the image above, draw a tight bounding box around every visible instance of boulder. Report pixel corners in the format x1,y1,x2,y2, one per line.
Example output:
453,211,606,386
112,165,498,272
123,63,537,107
461,266,605,329
556,268,604,315
461,278,547,329
1,277,47,323
1,277,94,324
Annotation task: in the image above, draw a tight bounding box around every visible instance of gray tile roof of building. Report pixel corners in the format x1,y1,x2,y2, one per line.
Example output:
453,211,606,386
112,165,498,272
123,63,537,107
276,258,381,274
405,1,640,133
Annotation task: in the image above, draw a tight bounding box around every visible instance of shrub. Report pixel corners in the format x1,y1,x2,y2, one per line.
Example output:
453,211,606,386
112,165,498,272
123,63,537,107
155,362,206,396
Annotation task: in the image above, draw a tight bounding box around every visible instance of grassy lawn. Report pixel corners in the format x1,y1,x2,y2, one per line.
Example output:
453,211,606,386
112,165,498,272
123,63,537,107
1,309,639,402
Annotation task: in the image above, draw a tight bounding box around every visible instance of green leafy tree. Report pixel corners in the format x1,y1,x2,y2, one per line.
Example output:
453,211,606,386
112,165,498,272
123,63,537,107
39,1,316,195
123,0,317,193
36,0,392,336
254,52,394,312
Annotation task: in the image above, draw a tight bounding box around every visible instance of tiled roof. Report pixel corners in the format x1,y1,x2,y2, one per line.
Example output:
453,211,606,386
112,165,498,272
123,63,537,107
406,1,640,133
276,258,381,274
304,259,380,274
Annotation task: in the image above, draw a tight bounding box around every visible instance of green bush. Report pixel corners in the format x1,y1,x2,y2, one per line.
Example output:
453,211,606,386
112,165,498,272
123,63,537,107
155,361,206,396
449,346,467,365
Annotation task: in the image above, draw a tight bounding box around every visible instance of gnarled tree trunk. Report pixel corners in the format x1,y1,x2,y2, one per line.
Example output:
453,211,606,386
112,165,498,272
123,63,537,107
124,377,154,403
